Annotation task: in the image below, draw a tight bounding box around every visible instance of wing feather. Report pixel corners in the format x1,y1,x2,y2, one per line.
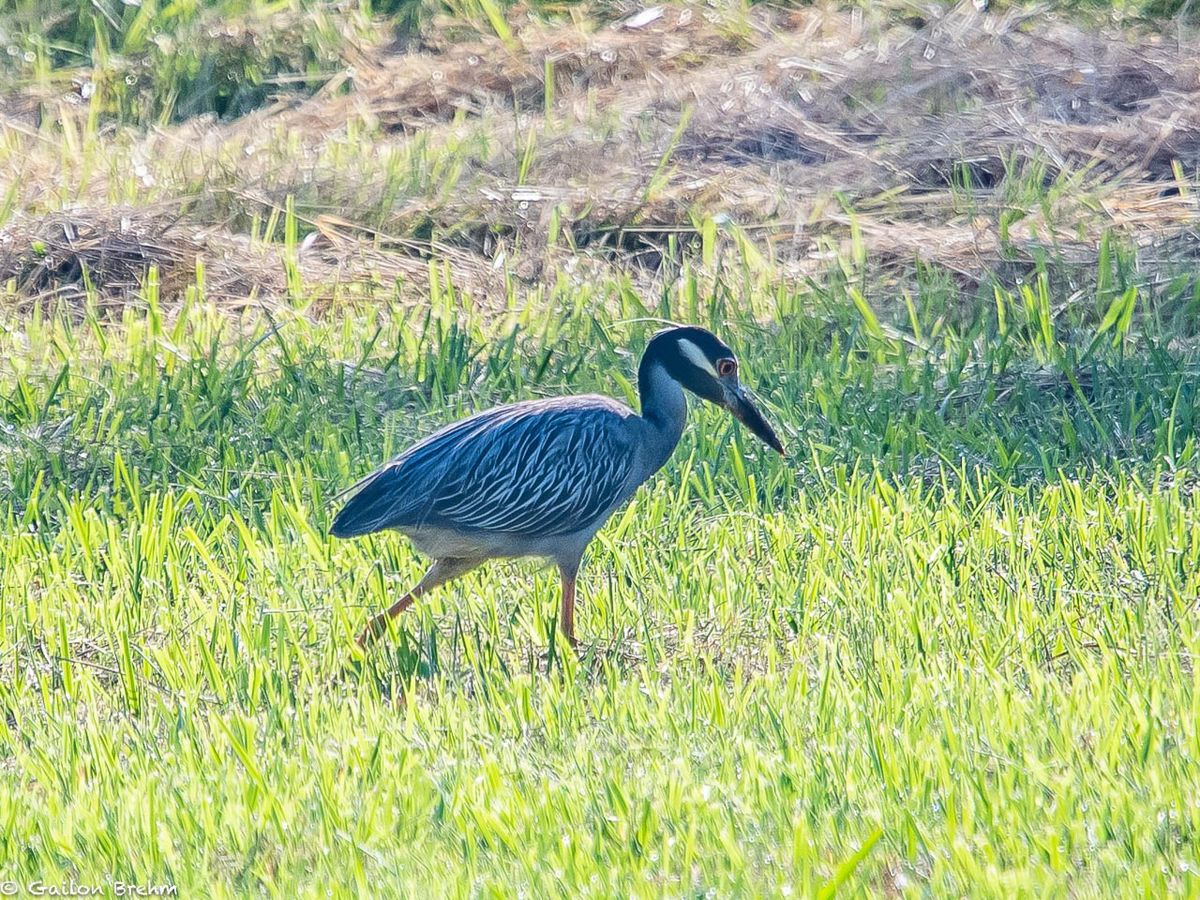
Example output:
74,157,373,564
330,396,639,539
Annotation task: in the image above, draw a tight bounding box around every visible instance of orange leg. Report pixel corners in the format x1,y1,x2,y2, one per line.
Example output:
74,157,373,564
559,565,578,648
357,558,479,650
357,591,418,648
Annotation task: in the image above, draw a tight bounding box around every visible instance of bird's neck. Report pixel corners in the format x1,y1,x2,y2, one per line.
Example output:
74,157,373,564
637,359,687,473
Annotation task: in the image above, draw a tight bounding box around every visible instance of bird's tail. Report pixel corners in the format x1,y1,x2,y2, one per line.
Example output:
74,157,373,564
329,468,394,538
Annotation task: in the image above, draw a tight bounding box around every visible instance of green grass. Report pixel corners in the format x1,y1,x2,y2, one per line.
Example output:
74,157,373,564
1,0,373,124
2,259,1200,894
4,0,1200,892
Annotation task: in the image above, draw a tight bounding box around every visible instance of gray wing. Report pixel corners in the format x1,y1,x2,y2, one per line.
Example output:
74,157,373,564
330,397,639,539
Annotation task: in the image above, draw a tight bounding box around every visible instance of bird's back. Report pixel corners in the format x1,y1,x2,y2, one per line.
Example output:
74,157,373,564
330,395,643,543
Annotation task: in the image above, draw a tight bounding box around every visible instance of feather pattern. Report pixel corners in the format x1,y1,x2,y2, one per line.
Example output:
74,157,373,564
330,395,642,540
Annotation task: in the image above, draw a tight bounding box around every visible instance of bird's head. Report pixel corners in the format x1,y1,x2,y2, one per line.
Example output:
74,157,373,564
643,326,785,455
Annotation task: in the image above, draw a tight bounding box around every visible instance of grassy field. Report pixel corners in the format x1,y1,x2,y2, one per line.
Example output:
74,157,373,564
3,0,1200,896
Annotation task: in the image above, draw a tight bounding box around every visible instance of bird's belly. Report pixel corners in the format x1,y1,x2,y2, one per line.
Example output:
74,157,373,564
399,525,594,563
400,526,497,559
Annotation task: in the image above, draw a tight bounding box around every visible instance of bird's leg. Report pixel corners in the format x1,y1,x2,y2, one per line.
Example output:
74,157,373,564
357,558,478,650
357,592,418,649
558,563,579,649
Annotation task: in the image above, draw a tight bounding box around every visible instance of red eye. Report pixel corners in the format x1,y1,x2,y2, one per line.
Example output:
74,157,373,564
717,358,737,377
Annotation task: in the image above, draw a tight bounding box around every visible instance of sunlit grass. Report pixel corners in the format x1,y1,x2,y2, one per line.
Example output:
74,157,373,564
2,257,1199,893
3,0,1200,890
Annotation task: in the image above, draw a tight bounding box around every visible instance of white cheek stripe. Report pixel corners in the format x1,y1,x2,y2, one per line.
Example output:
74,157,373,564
677,338,718,377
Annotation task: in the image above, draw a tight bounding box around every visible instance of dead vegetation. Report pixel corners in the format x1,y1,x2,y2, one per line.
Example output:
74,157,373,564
2,1,1199,309
0,208,255,309
0,207,498,312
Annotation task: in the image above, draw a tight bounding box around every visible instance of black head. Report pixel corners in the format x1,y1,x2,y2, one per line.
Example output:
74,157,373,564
640,326,785,455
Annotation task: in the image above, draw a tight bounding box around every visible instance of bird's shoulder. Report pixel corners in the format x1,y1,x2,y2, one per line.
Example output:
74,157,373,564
476,393,636,422
401,393,637,458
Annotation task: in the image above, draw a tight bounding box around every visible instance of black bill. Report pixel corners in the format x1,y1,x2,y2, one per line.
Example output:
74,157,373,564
725,386,785,456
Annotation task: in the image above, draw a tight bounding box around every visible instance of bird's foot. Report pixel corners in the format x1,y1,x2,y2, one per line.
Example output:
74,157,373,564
356,612,391,650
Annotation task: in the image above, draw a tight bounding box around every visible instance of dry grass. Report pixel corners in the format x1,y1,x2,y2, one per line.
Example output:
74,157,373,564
0,207,265,310
2,1,1199,307
0,206,500,312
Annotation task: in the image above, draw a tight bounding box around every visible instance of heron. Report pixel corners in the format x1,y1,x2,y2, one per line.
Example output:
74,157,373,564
331,325,784,650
